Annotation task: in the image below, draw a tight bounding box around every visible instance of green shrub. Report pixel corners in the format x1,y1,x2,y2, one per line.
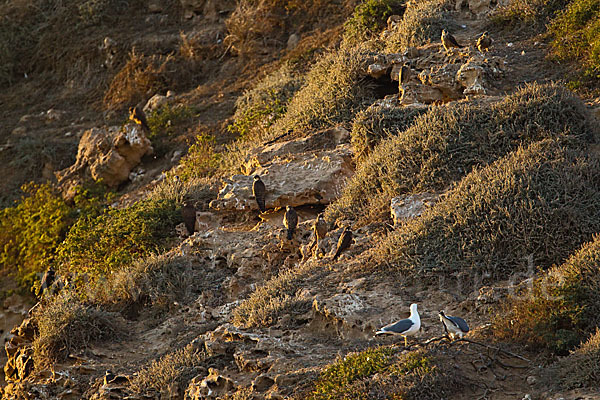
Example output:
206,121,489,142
147,104,194,139
554,328,600,389
326,83,593,224
494,234,600,354
344,0,406,43
384,0,454,52
57,198,181,286
310,348,458,400
371,138,600,283
310,347,395,400
350,103,427,163
0,183,71,289
550,0,600,79
33,292,121,367
129,342,206,395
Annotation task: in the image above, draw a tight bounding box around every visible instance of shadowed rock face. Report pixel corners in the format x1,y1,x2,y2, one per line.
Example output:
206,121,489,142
55,124,153,198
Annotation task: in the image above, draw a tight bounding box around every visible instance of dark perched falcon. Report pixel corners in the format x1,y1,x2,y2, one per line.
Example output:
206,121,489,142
37,268,55,297
129,106,150,133
314,214,328,243
441,29,463,52
399,65,411,84
252,175,266,213
439,310,470,339
333,227,353,260
476,31,492,52
283,206,298,240
182,202,196,236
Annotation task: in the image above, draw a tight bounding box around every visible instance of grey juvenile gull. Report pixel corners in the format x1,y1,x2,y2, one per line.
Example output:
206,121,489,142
375,303,421,346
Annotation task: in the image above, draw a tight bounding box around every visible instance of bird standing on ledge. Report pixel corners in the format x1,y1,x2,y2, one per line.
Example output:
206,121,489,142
441,29,463,53
439,310,470,339
332,227,353,260
252,175,266,213
129,106,150,133
376,303,421,346
476,31,492,52
283,205,298,240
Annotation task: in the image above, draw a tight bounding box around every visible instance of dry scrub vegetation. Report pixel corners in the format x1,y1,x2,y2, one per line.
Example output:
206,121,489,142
372,138,600,283
327,83,594,224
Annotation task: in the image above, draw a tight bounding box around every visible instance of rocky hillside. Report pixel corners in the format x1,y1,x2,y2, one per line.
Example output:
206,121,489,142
1,0,600,399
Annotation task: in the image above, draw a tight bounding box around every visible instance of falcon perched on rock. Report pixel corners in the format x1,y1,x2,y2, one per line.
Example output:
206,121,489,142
476,31,492,52
182,202,196,236
314,214,328,243
333,227,353,260
441,29,463,53
129,106,150,133
252,175,266,213
37,268,55,297
283,206,298,240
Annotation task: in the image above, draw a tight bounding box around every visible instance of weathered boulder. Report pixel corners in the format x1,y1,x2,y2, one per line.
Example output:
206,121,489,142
210,131,353,212
455,0,511,16
185,368,235,399
457,58,486,95
56,124,153,197
308,293,372,340
143,93,169,113
390,193,438,225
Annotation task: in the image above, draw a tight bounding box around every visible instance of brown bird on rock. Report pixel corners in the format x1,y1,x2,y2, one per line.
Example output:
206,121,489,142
284,206,298,240
441,29,463,53
252,175,266,213
333,227,353,260
129,106,150,133
37,267,55,297
182,202,196,236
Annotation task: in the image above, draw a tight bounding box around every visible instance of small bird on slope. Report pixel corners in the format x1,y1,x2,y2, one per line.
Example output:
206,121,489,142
376,303,421,346
129,106,150,133
332,227,353,260
476,31,492,52
441,29,463,53
283,205,298,240
252,175,266,213
37,268,55,297
438,310,469,339
182,202,196,236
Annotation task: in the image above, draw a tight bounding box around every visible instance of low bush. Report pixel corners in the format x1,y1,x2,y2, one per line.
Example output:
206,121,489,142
0,184,71,289
326,83,593,224
494,234,600,354
384,0,455,52
555,328,600,389
371,138,600,284
129,342,206,395
490,0,569,30
310,348,459,400
350,103,427,163
550,0,600,80
33,292,121,367
57,198,181,287
344,0,406,43
147,104,194,139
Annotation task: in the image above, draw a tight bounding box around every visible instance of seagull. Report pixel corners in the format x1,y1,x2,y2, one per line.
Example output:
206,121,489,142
129,106,150,133
376,303,421,346
476,31,492,52
252,175,266,213
439,310,469,339
441,29,463,53
283,206,298,240
332,227,353,260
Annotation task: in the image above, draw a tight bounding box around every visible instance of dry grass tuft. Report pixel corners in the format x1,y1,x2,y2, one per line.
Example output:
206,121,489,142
232,262,320,328
384,0,455,52
33,292,121,367
371,138,600,284
494,234,600,354
129,342,206,395
326,83,594,224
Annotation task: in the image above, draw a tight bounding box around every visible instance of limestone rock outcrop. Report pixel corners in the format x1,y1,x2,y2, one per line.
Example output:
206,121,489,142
390,193,439,226
210,129,353,212
56,124,153,198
